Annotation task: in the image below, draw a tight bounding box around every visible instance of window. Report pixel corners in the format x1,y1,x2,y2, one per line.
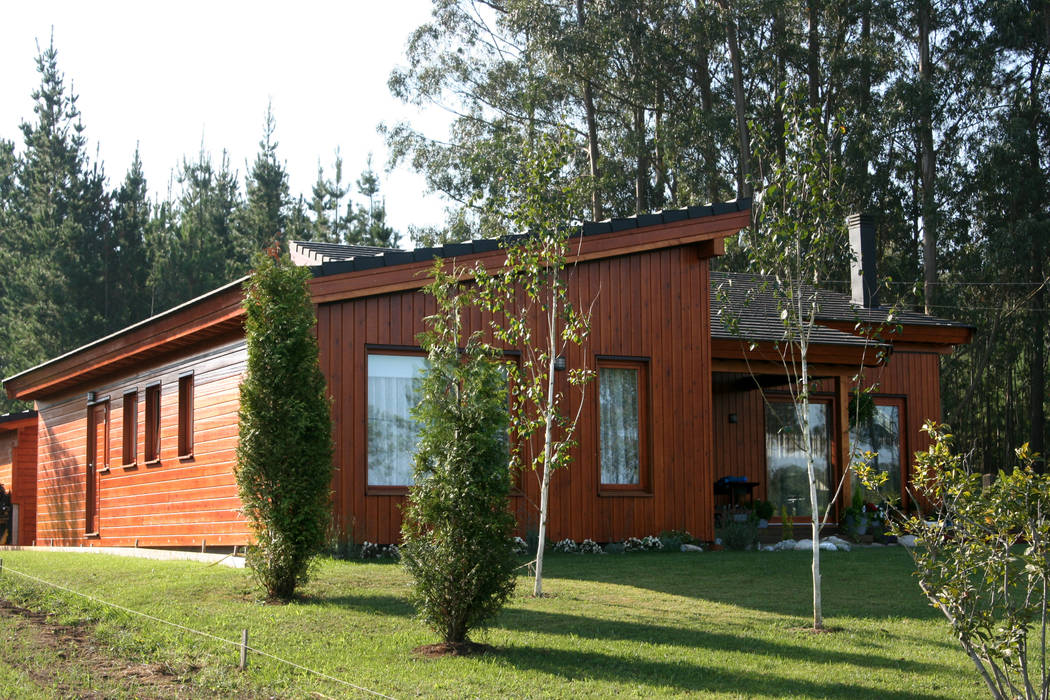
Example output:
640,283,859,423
367,353,426,487
850,400,903,502
122,391,137,466
765,400,832,518
144,383,161,463
178,373,194,458
598,359,649,490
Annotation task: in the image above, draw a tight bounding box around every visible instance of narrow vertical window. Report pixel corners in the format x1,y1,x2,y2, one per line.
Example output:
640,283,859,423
367,353,426,488
850,399,904,502
598,359,649,491
178,373,194,458
122,391,137,466
145,383,161,463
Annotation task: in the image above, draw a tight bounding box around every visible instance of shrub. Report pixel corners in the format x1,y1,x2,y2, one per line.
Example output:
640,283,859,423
400,266,517,646
236,252,333,601
719,519,758,550
578,539,604,555
510,537,528,555
553,538,579,553
359,542,400,560
859,423,1050,700
659,529,696,551
623,536,663,553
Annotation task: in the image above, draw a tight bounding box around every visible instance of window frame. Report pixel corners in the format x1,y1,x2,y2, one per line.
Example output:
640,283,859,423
177,372,194,459
365,347,427,495
85,396,109,537
850,395,907,506
596,356,651,496
763,394,835,521
144,382,161,465
121,390,138,468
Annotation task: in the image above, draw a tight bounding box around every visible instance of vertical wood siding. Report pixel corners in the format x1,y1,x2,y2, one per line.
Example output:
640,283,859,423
34,338,249,547
710,350,943,509
319,246,716,544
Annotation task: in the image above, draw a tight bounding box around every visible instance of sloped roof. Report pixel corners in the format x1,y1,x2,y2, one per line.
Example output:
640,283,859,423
291,200,753,278
711,272,875,347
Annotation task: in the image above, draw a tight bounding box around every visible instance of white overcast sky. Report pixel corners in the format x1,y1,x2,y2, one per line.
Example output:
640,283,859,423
0,1,452,235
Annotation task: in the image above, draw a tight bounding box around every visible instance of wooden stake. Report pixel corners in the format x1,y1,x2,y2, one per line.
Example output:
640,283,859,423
239,628,249,670
201,539,206,553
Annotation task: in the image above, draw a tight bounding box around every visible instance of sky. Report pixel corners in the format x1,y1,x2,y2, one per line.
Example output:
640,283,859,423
0,1,453,236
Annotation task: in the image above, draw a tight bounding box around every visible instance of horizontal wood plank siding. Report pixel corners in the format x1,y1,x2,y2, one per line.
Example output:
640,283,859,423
34,339,248,547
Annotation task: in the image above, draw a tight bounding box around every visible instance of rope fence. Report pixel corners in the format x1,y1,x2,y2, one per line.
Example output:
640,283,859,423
0,558,396,699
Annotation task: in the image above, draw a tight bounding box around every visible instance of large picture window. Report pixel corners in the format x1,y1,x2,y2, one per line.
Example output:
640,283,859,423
850,400,903,501
367,353,426,487
765,400,831,518
598,359,648,490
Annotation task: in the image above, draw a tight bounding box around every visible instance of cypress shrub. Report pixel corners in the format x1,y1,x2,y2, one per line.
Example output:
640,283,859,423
236,251,333,601
401,267,517,648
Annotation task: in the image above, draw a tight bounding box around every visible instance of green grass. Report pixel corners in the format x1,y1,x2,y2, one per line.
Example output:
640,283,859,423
0,548,984,698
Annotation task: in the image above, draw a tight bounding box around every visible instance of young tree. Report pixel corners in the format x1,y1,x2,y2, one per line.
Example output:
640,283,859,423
472,131,592,597
859,424,1050,700
400,262,517,650
348,155,397,248
236,250,333,601
727,91,848,630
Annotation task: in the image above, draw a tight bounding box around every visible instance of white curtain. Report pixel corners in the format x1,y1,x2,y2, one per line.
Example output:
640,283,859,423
367,355,426,486
765,402,831,517
600,367,640,485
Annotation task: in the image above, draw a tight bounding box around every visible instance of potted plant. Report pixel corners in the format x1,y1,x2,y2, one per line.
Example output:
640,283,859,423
753,500,774,528
841,489,868,540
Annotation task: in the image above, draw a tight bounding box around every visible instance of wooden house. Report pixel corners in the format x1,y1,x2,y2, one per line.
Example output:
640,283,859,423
0,410,39,545
2,203,972,548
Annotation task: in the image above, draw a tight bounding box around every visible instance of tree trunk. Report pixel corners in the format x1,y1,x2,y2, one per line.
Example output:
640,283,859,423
721,4,752,199
807,0,821,113
918,0,937,315
653,105,667,209
577,0,602,221
634,105,649,214
697,44,720,204
773,6,786,164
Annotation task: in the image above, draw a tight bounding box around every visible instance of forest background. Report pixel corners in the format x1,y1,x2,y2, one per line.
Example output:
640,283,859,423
0,0,1046,473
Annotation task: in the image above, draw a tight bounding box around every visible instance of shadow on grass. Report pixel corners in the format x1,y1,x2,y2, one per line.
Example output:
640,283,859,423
297,592,415,618
496,643,948,699
494,607,943,675
541,549,941,621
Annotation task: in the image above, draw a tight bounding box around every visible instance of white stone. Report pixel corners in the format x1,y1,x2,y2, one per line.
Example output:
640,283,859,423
826,535,851,549
778,539,797,550
819,541,838,551
897,535,917,548
680,544,703,552
794,539,814,551
762,545,775,552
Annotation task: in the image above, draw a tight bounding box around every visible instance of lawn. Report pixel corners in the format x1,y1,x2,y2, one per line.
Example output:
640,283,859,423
0,548,982,698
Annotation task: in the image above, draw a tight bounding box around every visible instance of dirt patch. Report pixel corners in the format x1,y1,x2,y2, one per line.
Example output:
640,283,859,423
0,598,194,698
413,640,496,658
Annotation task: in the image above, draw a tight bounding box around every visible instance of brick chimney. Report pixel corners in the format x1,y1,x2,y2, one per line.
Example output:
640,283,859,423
848,213,878,308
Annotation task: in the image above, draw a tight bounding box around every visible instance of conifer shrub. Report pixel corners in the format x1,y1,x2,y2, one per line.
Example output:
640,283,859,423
400,265,517,649
236,251,333,601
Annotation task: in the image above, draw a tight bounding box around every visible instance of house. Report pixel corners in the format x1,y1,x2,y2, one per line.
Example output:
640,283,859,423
0,410,39,545
2,203,972,548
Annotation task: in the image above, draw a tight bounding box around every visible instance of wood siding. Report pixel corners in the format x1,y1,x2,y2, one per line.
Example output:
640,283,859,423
319,246,716,544
0,423,38,545
34,338,248,547
710,350,943,512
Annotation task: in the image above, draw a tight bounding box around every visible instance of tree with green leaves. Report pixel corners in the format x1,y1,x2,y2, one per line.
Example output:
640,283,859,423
108,147,151,329
726,90,848,630
859,423,1050,700
400,262,517,650
238,105,292,256
236,251,333,601
472,130,592,597
348,155,397,247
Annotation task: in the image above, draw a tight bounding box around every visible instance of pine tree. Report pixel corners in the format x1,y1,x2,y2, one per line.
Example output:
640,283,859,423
348,155,397,247
109,147,151,328
238,104,291,257
237,251,333,601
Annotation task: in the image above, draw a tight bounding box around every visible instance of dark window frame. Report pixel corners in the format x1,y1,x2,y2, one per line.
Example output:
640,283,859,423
121,390,138,468
177,372,194,459
365,348,427,495
144,383,161,464
596,356,651,496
